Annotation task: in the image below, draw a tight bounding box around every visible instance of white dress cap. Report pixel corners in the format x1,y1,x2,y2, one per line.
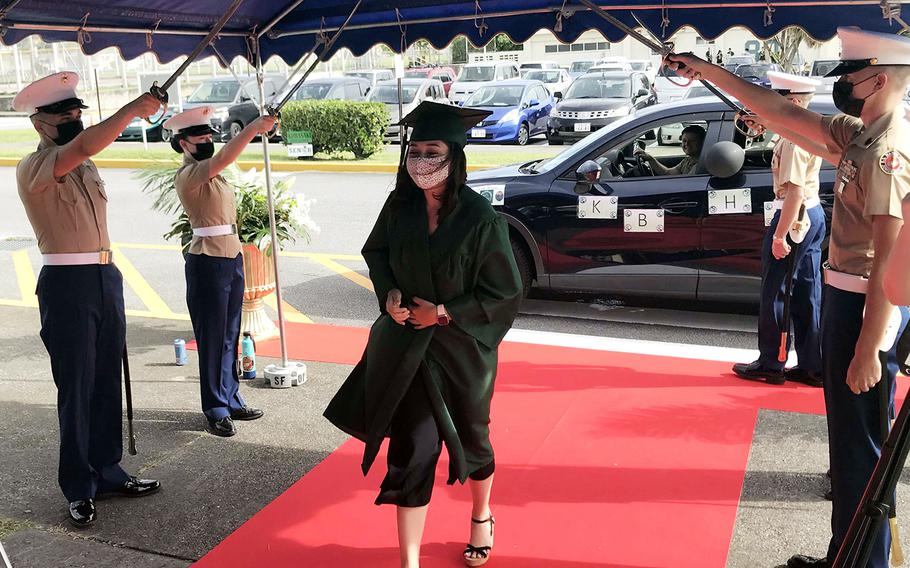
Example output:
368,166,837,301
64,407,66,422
13,71,87,115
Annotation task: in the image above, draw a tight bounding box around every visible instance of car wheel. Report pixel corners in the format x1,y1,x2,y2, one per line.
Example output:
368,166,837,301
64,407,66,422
510,236,534,298
227,121,243,141
159,127,172,143
516,123,530,146
547,135,563,146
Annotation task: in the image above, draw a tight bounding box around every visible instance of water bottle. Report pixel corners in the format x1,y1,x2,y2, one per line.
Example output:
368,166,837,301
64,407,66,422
174,339,187,366
241,332,257,380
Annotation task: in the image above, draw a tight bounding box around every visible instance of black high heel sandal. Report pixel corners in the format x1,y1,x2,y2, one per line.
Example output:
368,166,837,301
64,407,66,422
464,515,495,567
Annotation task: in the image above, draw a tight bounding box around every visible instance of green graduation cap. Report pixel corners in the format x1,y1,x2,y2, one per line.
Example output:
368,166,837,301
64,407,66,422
398,101,493,149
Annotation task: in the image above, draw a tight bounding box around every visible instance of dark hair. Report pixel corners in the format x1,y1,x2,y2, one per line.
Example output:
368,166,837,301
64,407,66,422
681,125,706,141
392,142,467,224
170,135,184,154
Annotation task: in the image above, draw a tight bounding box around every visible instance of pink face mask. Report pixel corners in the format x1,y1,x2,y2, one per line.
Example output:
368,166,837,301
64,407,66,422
406,155,450,190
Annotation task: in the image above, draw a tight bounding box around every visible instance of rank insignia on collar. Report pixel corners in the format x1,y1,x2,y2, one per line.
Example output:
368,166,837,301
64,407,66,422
880,151,902,175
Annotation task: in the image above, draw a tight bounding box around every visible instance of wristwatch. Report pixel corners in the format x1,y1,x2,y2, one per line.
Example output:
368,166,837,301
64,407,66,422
436,304,451,326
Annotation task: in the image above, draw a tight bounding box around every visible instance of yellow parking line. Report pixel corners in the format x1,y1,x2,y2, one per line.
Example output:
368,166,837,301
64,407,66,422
307,253,374,292
111,245,176,317
11,250,38,306
262,294,314,323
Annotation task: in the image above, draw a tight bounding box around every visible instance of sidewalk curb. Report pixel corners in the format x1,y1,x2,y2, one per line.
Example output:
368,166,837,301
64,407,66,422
0,157,500,173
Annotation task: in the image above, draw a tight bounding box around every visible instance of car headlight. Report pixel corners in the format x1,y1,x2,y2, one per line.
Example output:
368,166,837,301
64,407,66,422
500,109,520,123
607,105,631,117
214,108,229,121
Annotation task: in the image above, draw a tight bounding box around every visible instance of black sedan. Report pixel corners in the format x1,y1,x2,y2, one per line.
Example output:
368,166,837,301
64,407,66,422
546,70,657,145
469,97,837,303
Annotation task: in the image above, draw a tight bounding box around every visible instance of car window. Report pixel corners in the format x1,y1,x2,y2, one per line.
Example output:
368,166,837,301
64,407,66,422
465,85,525,107
459,66,495,82
345,83,363,99
594,118,710,179
638,75,650,92
566,76,632,99
535,86,549,101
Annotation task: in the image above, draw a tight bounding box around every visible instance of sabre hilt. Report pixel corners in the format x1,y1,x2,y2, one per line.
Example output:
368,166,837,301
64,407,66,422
734,110,767,139
266,106,282,138
663,49,694,87
144,82,170,126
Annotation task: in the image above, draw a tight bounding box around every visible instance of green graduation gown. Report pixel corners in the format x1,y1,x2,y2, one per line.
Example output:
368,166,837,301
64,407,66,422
324,184,522,484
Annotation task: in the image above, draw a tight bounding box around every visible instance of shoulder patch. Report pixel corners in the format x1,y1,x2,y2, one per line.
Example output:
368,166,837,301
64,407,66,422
880,151,903,175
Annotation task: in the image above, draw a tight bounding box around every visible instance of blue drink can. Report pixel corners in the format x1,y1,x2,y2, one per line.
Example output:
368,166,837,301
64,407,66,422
174,339,188,366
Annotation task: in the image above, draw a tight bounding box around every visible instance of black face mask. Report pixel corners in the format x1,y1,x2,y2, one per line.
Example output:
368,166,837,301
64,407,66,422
52,119,84,146
832,74,878,118
190,142,215,161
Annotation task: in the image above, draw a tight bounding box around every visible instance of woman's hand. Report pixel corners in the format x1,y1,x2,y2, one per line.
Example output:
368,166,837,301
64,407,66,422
407,297,437,330
386,289,410,325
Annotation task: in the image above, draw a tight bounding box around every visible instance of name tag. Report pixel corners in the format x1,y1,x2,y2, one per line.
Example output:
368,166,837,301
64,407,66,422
577,196,618,219
708,189,752,215
624,209,664,233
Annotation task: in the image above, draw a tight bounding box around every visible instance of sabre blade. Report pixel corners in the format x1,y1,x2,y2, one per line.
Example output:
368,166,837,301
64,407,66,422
578,0,665,53
158,0,246,93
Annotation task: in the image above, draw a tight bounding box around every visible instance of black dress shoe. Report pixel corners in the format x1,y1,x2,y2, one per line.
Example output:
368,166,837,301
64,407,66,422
230,406,264,421
732,361,786,385
98,476,161,498
207,416,237,437
786,367,824,388
787,554,828,568
68,499,96,527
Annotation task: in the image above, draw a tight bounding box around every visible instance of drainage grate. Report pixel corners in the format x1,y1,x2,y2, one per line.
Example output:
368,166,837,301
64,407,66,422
0,237,37,251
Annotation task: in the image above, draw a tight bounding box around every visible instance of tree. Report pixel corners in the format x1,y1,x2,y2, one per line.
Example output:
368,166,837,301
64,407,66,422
762,27,820,73
453,37,468,64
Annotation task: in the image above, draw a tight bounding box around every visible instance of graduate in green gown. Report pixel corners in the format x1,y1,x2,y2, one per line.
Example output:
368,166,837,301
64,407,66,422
324,101,523,567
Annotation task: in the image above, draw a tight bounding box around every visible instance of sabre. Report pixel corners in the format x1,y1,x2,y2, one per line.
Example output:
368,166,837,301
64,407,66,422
778,203,805,363
879,349,905,566
266,0,362,120
144,0,247,126
123,344,137,456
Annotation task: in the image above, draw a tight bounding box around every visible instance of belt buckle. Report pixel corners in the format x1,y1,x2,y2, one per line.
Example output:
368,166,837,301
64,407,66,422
98,250,113,264
230,224,238,235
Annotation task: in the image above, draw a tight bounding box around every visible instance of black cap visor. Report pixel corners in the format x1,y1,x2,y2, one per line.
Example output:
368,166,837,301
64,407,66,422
34,97,89,115
825,59,877,77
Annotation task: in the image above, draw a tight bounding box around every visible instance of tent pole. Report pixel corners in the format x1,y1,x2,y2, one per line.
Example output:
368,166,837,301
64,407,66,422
255,40,289,368
257,0,308,39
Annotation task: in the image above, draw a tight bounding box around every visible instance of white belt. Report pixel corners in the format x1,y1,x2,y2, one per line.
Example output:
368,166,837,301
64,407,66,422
823,263,869,294
192,224,237,238
771,197,821,210
42,250,114,266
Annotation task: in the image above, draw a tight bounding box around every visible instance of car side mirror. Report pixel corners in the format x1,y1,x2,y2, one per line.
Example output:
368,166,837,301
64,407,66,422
528,99,539,107
574,160,602,194
637,88,650,97
554,91,563,100
704,141,745,179
642,129,657,141
240,95,251,102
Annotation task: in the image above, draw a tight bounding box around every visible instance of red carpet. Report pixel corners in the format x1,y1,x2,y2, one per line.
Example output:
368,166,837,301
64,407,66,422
192,323,905,567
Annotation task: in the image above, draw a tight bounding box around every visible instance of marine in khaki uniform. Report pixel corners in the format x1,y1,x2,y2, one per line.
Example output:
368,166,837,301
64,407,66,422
733,72,827,387
668,27,910,568
15,72,162,527
163,106,276,437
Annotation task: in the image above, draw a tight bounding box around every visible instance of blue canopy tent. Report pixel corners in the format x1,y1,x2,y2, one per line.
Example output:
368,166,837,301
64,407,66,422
2,0,907,370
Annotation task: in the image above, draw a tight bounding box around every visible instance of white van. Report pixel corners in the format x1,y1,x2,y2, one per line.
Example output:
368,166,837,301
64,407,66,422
449,62,521,104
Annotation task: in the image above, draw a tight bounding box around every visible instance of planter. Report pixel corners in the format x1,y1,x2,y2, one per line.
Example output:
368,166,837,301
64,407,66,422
241,243,279,341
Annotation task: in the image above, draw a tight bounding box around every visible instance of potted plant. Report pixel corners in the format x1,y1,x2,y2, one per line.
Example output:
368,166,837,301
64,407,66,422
136,162,318,339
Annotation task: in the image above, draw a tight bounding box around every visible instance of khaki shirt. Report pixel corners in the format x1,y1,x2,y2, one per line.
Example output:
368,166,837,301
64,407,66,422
676,155,698,175
772,137,821,200
824,111,910,277
174,155,241,259
17,141,111,254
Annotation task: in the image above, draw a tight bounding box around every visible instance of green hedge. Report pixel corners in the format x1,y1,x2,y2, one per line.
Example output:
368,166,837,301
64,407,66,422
279,100,389,158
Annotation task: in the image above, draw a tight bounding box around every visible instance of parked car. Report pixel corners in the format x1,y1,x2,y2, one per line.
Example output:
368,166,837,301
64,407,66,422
726,55,755,67
653,65,693,103
519,60,560,72
344,69,394,90
546,71,657,145
628,59,658,82
118,108,175,142
589,62,633,73
368,78,450,141
216,77,370,141
403,66,458,95
183,74,285,137
522,69,572,98
569,59,598,79
467,96,838,301
463,80,554,145
449,62,521,104
733,63,782,89
810,59,839,94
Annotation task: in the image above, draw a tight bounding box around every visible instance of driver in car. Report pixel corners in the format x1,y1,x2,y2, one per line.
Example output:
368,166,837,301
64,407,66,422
635,125,705,176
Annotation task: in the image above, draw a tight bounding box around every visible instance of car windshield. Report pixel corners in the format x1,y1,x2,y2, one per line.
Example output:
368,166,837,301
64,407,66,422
521,63,543,70
525,70,561,83
571,61,596,73
566,77,631,99
404,70,430,79
187,81,240,103
368,84,420,104
293,83,333,100
812,61,840,76
464,85,525,107
735,65,770,79
458,66,496,82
